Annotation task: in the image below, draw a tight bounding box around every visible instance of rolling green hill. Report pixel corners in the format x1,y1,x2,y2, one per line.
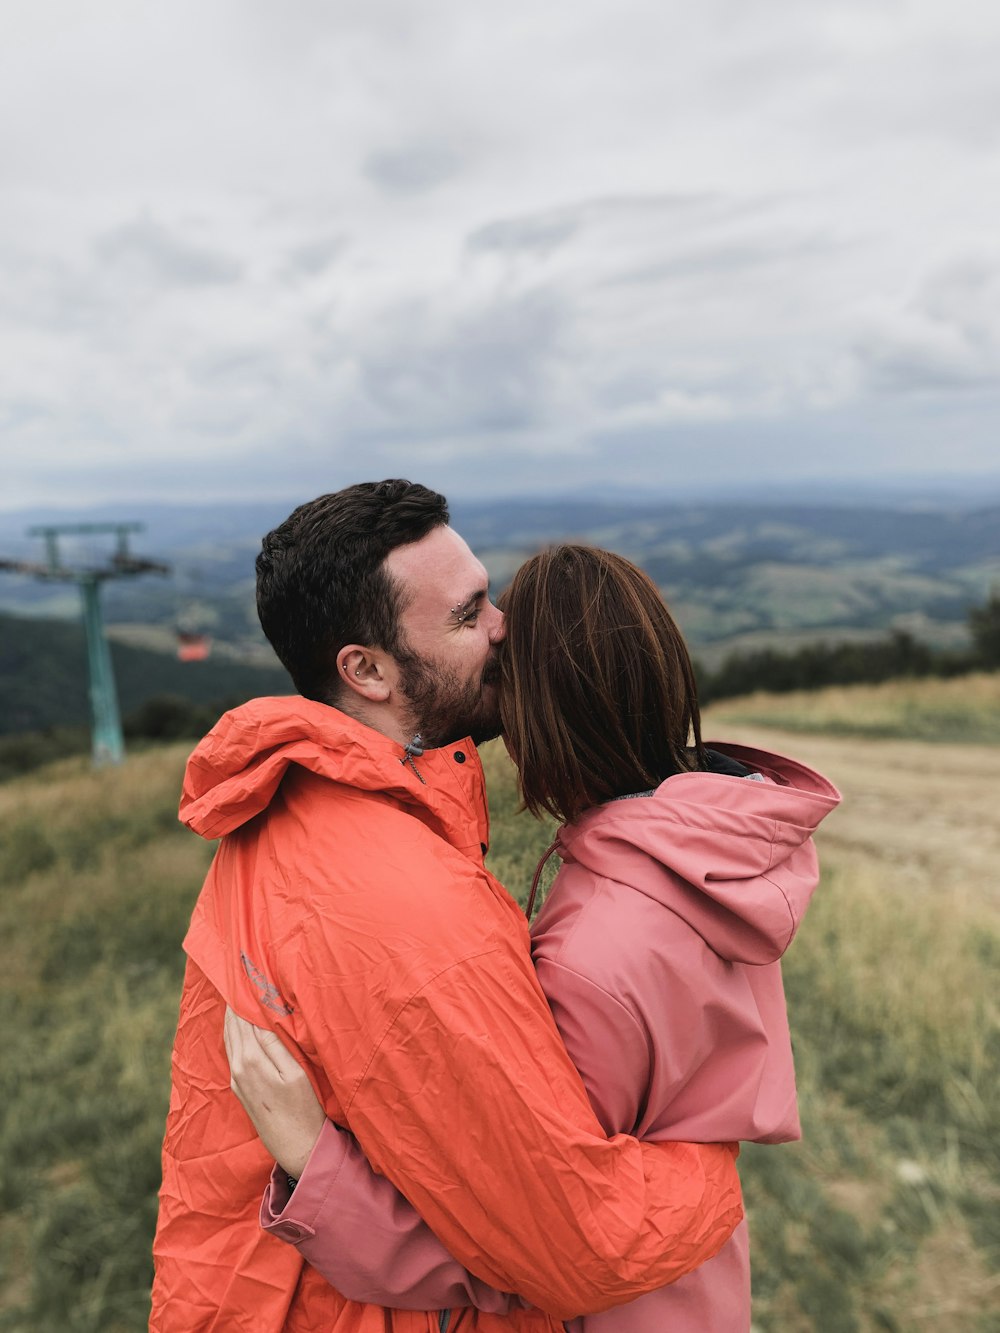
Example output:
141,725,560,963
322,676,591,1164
2,499,997,664
0,612,291,737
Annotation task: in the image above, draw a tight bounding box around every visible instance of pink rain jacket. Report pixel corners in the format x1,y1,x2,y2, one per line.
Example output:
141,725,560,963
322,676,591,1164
259,742,840,1331
150,698,744,1332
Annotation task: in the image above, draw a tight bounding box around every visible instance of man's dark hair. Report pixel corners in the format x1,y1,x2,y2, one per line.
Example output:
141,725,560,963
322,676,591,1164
256,480,449,700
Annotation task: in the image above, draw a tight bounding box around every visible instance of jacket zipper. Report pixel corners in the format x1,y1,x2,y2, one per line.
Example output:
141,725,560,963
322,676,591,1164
438,1311,451,1332
400,733,426,784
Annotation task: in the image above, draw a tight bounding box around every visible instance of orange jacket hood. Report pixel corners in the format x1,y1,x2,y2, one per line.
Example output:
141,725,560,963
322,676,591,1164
180,694,490,857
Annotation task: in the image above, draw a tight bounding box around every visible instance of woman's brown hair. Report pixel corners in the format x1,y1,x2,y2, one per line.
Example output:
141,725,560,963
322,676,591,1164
499,545,704,823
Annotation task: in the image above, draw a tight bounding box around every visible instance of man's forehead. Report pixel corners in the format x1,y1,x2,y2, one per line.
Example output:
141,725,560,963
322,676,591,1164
386,525,486,604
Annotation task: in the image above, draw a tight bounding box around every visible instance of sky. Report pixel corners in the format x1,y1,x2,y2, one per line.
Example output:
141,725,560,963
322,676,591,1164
1,0,999,511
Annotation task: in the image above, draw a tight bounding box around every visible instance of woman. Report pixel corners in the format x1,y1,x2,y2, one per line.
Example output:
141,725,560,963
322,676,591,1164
225,545,840,1331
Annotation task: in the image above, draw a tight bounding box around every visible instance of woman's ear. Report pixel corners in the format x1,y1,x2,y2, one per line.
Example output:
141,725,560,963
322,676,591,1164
336,645,391,703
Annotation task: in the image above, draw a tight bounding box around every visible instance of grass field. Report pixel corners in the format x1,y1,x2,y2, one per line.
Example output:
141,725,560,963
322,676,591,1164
0,675,997,1330
706,671,1000,744
698,739,1000,1330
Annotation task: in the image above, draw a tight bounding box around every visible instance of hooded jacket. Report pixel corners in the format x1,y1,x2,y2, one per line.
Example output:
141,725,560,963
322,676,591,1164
149,697,744,1333
255,742,840,1332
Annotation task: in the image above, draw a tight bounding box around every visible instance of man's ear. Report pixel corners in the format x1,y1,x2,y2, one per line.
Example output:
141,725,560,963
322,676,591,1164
336,645,391,703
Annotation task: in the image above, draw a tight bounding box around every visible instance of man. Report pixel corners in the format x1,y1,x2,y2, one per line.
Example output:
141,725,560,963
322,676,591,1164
151,480,742,1331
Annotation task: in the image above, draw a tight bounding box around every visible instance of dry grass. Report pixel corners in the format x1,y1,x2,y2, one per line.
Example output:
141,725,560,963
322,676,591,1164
702,715,1000,918
707,671,1000,743
1,707,998,1330
701,717,1000,1331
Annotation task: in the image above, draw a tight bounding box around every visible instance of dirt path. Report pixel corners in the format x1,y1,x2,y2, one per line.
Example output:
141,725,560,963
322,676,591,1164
704,725,1000,915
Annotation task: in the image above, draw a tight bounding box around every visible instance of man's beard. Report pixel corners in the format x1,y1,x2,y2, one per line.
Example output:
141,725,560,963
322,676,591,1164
397,647,502,749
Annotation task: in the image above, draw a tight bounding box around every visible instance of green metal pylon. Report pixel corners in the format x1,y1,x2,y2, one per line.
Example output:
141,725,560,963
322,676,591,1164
79,576,125,766
0,523,169,768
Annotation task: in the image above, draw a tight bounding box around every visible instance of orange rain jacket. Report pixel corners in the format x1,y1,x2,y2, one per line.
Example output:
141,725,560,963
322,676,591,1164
150,697,743,1332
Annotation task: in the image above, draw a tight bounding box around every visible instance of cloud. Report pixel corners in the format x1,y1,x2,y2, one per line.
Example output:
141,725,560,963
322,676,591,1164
349,286,568,436
280,235,348,280
363,142,466,194
854,253,1000,393
94,217,242,287
468,214,580,258
1,0,999,510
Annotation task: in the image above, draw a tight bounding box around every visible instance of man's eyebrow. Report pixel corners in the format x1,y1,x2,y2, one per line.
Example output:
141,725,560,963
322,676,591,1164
449,586,489,621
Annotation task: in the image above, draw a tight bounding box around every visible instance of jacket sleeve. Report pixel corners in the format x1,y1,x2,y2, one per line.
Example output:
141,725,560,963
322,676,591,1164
532,956,651,1138
289,938,742,1321
259,1118,516,1312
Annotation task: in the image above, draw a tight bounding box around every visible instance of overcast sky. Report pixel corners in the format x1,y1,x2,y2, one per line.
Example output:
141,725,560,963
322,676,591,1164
2,0,999,511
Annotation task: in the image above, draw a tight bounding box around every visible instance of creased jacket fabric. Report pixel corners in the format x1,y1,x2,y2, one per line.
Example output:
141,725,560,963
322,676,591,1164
257,742,840,1331
149,697,744,1332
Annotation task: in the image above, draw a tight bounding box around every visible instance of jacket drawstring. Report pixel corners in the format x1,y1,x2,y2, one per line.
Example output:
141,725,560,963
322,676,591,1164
400,733,426,784
526,839,560,919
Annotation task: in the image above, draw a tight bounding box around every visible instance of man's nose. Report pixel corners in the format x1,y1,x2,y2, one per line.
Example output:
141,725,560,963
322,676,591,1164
488,602,506,643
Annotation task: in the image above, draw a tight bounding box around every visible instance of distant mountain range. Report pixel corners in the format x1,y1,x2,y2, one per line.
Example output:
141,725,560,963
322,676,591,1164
1,497,997,677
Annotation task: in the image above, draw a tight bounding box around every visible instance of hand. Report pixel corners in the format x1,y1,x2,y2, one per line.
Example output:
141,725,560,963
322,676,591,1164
223,1007,326,1180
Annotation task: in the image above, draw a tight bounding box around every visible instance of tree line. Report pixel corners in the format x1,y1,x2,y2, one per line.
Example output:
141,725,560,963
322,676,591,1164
697,589,1000,704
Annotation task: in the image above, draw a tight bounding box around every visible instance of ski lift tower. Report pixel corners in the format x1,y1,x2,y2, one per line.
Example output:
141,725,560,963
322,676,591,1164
0,523,170,767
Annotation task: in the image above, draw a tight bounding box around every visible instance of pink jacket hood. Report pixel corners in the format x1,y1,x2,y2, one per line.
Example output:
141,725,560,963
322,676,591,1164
555,742,841,966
